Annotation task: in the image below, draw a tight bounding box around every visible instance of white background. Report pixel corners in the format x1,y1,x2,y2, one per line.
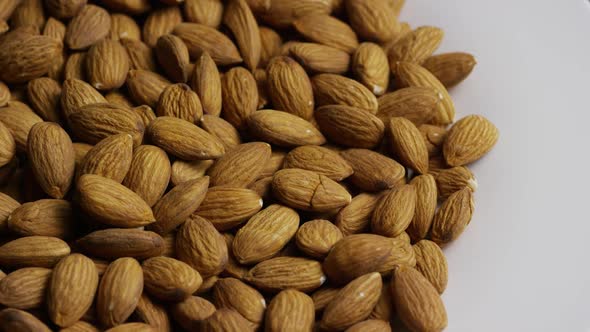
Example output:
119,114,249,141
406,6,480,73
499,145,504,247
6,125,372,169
401,1,590,331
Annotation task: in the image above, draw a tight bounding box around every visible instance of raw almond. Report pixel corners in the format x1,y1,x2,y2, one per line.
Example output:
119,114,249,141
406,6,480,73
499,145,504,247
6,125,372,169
352,42,390,95
245,256,325,292
312,74,379,113
43,16,66,43
443,114,499,166
346,0,400,43
65,5,111,50
266,56,314,119
155,34,190,83
48,254,99,327
265,289,315,332
76,228,164,260
0,192,20,233
391,265,447,332
60,78,106,120
109,13,141,41
290,43,351,74
148,116,225,160
100,0,150,15
105,323,154,332
233,204,299,264
10,0,45,29
430,187,474,244
315,105,385,148
193,186,263,231
311,286,340,312
371,185,416,238
377,87,438,126
296,219,343,259
224,0,261,70
0,121,16,167
171,296,216,331
8,199,73,239
121,38,157,72
97,258,144,327
26,77,63,123
346,319,392,332
0,308,51,332
157,83,203,124
407,174,437,242
64,52,87,80
184,0,223,27
249,176,273,200
258,0,331,29
201,308,255,332
369,282,394,321
0,101,43,152
413,240,448,294
213,278,266,325
321,272,382,330
423,52,477,88
142,256,202,301
0,267,51,309
0,236,70,268
142,6,182,47
45,0,86,19
134,293,171,332
123,145,171,207
389,117,429,173
190,52,222,116
259,27,282,67
435,166,477,200
27,122,75,198
77,133,133,183
388,26,444,68
0,34,61,84
170,159,214,187
283,145,353,181
419,124,447,156
0,81,10,107
173,23,242,65
258,150,286,178
132,105,157,128
221,67,259,130
77,174,155,228
207,142,271,187
59,321,100,332
126,69,171,108
86,39,129,91
335,193,380,235
340,148,405,192
293,14,358,53
248,110,326,147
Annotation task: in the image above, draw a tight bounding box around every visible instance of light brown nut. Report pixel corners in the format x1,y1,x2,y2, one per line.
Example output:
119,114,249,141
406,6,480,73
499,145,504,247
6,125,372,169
76,229,164,260
148,116,225,160
221,67,259,130
7,199,73,239
109,13,141,41
0,101,43,152
26,122,75,199
224,0,261,70
0,81,10,107
155,35,190,83
171,296,215,330
340,149,405,192
59,321,100,332
170,159,214,186
443,114,499,166
419,124,447,156
413,240,448,294
142,256,202,302
77,174,155,228
321,273,382,331
48,254,99,327
190,52,222,116
43,16,66,43
315,105,384,148
345,319,392,332
176,215,228,278
201,308,255,332
0,236,70,268
423,52,477,88
173,23,242,66
126,69,171,108
312,74,378,114
0,308,51,332
259,27,282,67
248,110,326,147
352,42,390,95
0,267,51,309
0,122,14,168
245,256,325,293
296,219,343,259
346,0,400,43
0,33,61,84
265,289,315,332
272,168,351,212
143,6,182,47
435,166,477,200
388,26,444,68
86,39,130,90
293,14,358,53
100,0,150,15
391,265,447,332
77,133,133,183
233,204,299,264
208,142,271,188
123,145,171,207
26,77,63,123
258,0,331,29
266,56,314,119
193,186,263,231
60,78,106,120
122,38,157,72
10,0,45,30
213,278,266,325
45,0,87,19
407,174,437,242
389,117,429,174
184,0,223,28
258,150,286,178
311,286,341,312
430,187,474,244
283,145,353,181
290,43,350,74
335,193,380,236
0,193,20,234
104,323,155,332
65,5,111,50
64,53,87,81
199,115,242,153
369,281,394,321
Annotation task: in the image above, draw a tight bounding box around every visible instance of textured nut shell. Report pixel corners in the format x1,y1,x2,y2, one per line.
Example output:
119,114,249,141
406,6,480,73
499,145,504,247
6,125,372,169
76,229,164,260
221,67,259,130
0,34,61,84
142,256,203,302
340,149,405,192
213,278,266,325
193,187,263,231
7,199,73,239
430,187,474,244
184,0,223,27
126,69,170,108
248,110,326,147
435,166,477,200
283,145,353,181
123,145,171,207
296,219,343,258
293,14,358,53
377,87,439,126
157,83,202,122
335,193,380,236
265,289,315,332
60,78,106,120
0,267,51,309
389,117,429,174
312,74,378,114
388,26,444,66
65,5,111,50
77,133,133,183
345,319,392,332
173,23,242,65
346,0,400,43
207,142,271,187
86,39,130,90
170,159,214,186
423,52,477,88
0,236,70,268
245,256,326,292
26,77,63,123
289,42,351,74
315,105,384,148
156,35,190,83
171,296,216,330
190,52,222,116
0,102,43,152
443,114,499,166
266,56,314,119
224,0,261,70
0,308,51,332
413,240,448,294
142,6,182,47
352,42,390,95
407,174,437,242
201,308,255,332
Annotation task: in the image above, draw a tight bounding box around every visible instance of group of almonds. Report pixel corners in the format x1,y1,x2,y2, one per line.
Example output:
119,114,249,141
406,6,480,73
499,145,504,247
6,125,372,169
0,0,499,331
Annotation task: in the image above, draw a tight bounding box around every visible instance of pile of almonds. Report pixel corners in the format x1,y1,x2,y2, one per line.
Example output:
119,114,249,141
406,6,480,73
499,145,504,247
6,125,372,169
0,0,499,331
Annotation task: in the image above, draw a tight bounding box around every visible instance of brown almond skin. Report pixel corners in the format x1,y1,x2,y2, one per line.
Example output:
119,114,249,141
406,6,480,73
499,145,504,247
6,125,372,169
388,26,444,67
443,114,499,166
293,14,358,53
0,34,61,84
259,27,282,67
191,52,222,116
77,174,155,228
60,78,106,121
77,133,133,183
283,145,353,181
45,0,87,19
296,219,343,259
315,105,385,148
245,256,325,293
423,52,477,88
435,166,477,200
369,281,394,322
201,308,255,332
408,174,438,242
193,187,263,231
266,289,315,332
48,254,99,327
0,236,70,268
345,320,391,332
289,42,351,74
199,114,240,150
184,0,223,27
224,0,261,70
27,122,75,199
0,122,15,168
26,77,63,123
64,52,87,81
76,229,165,260
248,110,326,147
171,296,216,330
0,192,20,234
258,0,331,29
173,23,242,66
104,323,155,332
419,124,447,156
213,278,266,325
321,273,383,331
176,215,228,278
157,83,203,123
126,69,171,108
335,193,380,236
391,265,447,332
340,149,406,192
0,101,43,152
221,67,259,130
142,256,203,302
312,286,341,312
430,187,474,244
86,39,130,91
134,293,171,332
352,42,390,95
0,308,51,332
312,74,379,113
0,81,10,107
65,4,111,50
7,199,73,239
377,87,439,126
0,267,52,309
346,0,400,43
156,34,190,83
122,145,171,207
272,168,351,212
143,6,182,48
109,13,141,41
122,38,157,72
266,56,314,119
414,240,448,294
97,258,144,328
148,116,225,160
59,321,100,332
149,176,210,234
233,204,299,264
170,159,214,187
372,185,417,238
389,117,429,174
207,142,271,188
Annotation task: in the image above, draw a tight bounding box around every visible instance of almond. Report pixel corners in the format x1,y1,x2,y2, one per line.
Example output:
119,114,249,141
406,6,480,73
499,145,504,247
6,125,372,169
105,323,155,332
266,56,314,119
207,142,271,187
340,149,405,192
352,42,390,95
8,199,73,239
0,0,19,21
64,52,88,81
221,67,259,130
0,81,10,107
43,16,66,43
109,13,141,41
346,0,400,43
27,122,75,198
170,159,214,186
265,289,315,332
0,101,43,152
126,69,171,108
248,110,326,147
149,176,209,234
388,26,444,67
134,293,171,332
0,192,20,233
190,52,222,116
391,265,447,332
86,39,129,91
321,272,382,330
77,133,133,183
407,174,437,242
100,0,150,15
290,43,351,74
419,124,447,156
60,78,106,121
148,116,225,160
258,150,286,178
335,193,380,236
133,105,157,128
142,6,182,47
0,267,51,309
10,0,45,30
245,256,325,292
259,27,282,67
65,5,111,50
157,83,203,124
311,286,340,312
259,0,331,29
171,296,216,331
224,0,261,70
346,319,392,332
201,308,255,332
97,258,144,327
184,0,223,28
76,229,165,260
435,166,477,200
173,23,242,65
413,240,448,294
122,38,157,72
315,105,385,148
296,219,343,259
0,236,70,268
213,278,266,325
77,174,155,228
0,33,61,84
272,168,351,212
26,77,63,123
249,176,273,200
372,185,416,238
233,204,299,264
312,74,379,113
193,186,263,231
48,254,99,327
45,0,86,19
0,308,51,332
155,35,190,83
123,145,171,207
59,321,100,332
369,282,394,321
389,117,429,174
142,256,202,301
443,114,499,166
377,87,439,126
0,121,16,167
423,52,477,88
293,14,358,53
283,145,353,181
430,187,474,244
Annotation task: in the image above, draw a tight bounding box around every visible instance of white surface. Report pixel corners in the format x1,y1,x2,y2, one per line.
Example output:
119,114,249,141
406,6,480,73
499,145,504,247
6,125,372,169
401,1,590,331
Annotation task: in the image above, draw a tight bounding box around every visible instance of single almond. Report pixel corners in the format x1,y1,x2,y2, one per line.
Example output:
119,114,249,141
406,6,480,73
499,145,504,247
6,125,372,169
335,193,380,236
86,39,129,91
0,192,20,233
201,308,255,332
10,0,45,30
0,33,61,84
0,267,51,309
7,199,73,239
142,256,202,302
213,277,266,326
171,296,216,331
413,239,448,294
419,124,447,156
378,87,439,127
121,38,157,71
221,67,259,130
190,52,222,116
389,117,429,174
0,236,70,268
296,219,343,259
193,186,263,231
109,13,141,41
388,26,444,68
352,42,390,95
248,110,326,147
76,228,165,260
443,114,499,166
65,5,111,50
430,187,474,244
435,166,477,200
26,77,63,123
173,22,242,65
0,121,16,167
123,145,171,207
126,69,171,108
258,150,286,178
59,321,100,332
132,105,157,129
0,101,43,152
312,74,379,113
0,308,51,332
170,159,214,187
290,42,351,74
316,105,385,148
224,0,261,70
259,0,331,29
100,0,150,15
266,56,314,119
0,81,10,107
155,34,190,83
293,14,358,53
45,0,86,19
142,6,182,47
423,52,477,88
259,27,282,67
64,52,87,81
134,293,171,332
245,256,325,293
340,148,405,192
369,281,394,321
157,83,203,123
311,286,341,312
207,142,271,187
346,0,400,43
407,174,437,242
60,78,106,121
372,184,417,238
184,0,223,27
77,133,133,183
265,289,315,332
283,145,353,181
104,323,154,332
